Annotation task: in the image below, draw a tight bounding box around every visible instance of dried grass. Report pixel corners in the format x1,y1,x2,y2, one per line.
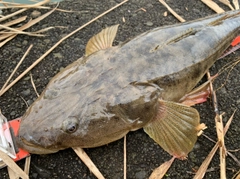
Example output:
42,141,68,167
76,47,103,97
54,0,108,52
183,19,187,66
201,0,225,13
0,1,129,179
72,147,105,179
232,0,239,9
0,0,50,9
201,0,239,12
149,157,175,179
124,136,127,179
0,150,28,179
0,6,57,47
158,0,186,22
0,45,33,96
219,0,234,10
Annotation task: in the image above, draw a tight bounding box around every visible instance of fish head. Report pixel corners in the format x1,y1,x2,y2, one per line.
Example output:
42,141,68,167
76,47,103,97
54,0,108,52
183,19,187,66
17,95,81,154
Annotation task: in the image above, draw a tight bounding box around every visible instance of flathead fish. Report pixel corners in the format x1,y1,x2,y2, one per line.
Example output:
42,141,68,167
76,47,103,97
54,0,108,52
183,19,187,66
17,10,240,158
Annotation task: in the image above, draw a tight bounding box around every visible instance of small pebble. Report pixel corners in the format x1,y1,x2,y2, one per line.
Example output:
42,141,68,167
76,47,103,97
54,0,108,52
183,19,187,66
53,52,63,59
31,10,41,18
145,21,153,26
135,170,147,179
21,89,31,96
22,40,28,46
10,111,16,116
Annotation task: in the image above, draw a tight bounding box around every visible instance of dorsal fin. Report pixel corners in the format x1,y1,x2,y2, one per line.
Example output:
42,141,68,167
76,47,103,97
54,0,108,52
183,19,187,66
85,24,119,56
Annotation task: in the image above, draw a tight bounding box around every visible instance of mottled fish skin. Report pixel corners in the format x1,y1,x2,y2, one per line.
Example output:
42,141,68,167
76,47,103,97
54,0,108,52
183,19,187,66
17,10,240,154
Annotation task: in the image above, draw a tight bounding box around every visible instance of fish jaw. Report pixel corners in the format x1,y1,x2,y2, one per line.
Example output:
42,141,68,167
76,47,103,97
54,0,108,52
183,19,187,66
17,136,59,154
17,118,61,154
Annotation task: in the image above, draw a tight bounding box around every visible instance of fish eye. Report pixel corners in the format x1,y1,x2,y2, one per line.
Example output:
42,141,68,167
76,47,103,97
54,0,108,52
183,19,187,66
62,116,79,134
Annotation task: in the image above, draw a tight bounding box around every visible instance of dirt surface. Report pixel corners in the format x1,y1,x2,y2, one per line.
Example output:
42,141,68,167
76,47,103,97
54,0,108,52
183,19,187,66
0,0,240,178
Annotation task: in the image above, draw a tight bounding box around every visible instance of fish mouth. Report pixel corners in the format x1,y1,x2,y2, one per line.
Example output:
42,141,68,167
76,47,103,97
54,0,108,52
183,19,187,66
16,135,59,154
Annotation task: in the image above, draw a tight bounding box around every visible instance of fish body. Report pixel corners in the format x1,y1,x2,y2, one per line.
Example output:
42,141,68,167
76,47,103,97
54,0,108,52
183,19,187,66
17,10,240,157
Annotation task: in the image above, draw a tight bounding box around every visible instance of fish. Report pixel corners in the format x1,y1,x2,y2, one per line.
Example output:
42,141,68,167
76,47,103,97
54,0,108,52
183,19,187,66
17,10,240,159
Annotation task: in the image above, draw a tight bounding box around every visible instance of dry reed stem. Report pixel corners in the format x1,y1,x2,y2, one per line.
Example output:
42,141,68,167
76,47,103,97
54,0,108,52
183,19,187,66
124,136,127,179
7,166,20,179
0,0,128,96
24,156,31,176
0,150,29,179
0,16,27,29
0,6,57,46
227,151,240,167
0,2,72,12
0,0,49,9
233,0,239,9
193,142,219,179
0,24,44,36
0,8,27,22
232,169,240,179
0,45,33,95
149,157,175,179
30,73,39,97
72,147,104,179
219,0,234,10
158,0,185,22
194,111,235,178
201,0,225,13
207,71,226,179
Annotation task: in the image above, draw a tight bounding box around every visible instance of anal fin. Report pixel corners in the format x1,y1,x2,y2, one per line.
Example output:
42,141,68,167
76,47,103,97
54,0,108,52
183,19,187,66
179,74,217,106
144,99,204,159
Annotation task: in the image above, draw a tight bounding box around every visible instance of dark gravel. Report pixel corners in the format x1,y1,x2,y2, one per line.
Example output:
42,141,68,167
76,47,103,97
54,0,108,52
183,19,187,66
0,0,240,178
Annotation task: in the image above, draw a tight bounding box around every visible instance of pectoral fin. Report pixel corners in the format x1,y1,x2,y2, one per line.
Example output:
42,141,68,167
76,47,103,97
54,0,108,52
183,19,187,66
144,99,204,159
85,24,119,56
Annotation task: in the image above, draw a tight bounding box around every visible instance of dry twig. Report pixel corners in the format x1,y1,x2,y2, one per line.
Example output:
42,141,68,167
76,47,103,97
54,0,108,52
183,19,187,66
24,156,31,175
149,157,175,179
0,150,28,179
0,45,33,95
219,0,234,10
0,8,27,22
232,0,239,9
158,0,186,22
194,111,236,178
0,16,27,29
0,6,57,47
72,147,104,179
201,0,225,13
207,71,226,179
0,0,50,9
30,73,39,97
124,136,127,179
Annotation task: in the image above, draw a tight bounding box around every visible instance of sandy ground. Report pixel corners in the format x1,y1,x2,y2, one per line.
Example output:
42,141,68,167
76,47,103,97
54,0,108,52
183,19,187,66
0,0,240,178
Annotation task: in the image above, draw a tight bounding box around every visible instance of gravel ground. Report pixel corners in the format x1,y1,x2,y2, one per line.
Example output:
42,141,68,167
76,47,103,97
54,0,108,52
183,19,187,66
0,0,240,178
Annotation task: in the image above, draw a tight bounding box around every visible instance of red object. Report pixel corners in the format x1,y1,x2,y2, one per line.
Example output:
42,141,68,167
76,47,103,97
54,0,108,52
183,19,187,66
8,118,30,161
231,35,240,47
